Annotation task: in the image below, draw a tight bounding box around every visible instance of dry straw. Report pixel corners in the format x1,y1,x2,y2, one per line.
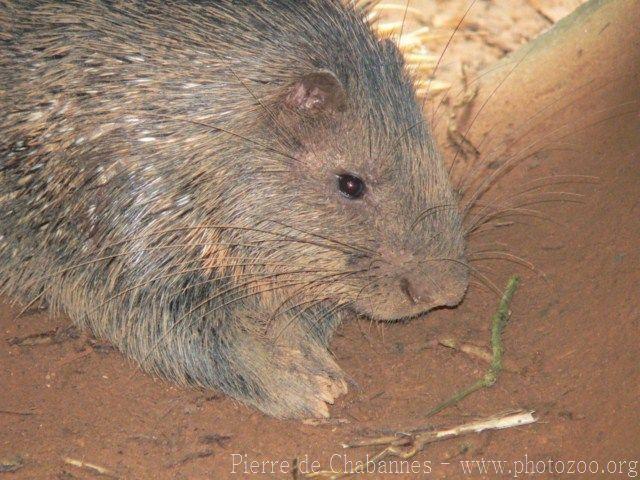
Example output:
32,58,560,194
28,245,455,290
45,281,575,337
357,1,451,96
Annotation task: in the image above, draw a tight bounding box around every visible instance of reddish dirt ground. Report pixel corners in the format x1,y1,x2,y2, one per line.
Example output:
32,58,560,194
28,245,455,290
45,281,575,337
1,1,638,479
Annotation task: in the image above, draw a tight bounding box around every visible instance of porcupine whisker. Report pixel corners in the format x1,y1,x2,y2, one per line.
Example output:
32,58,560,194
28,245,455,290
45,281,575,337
463,191,585,233
414,256,472,292
472,248,553,289
263,219,377,256
138,278,327,368
454,74,629,193
461,101,639,211
415,257,501,298
144,113,301,164
462,175,594,225
424,263,445,298
466,213,552,238
257,218,377,257
33,221,356,292
465,176,594,213
465,186,586,232
353,277,381,314
92,266,349,316
29,226,358,288
144,256,293,273
431,59,520,129
380,117,422,163
150,238,370,269
306,301,346,338
467,250,521,266
468,253,550,286
89,234,350,267
467,218,538,237
86,223,337,256
449,121,500,181
462,153,578,221
104,223,360,257
448,52,532,182
397,0,411,44
29,255,292,288
415,256,471,269
271,297,330,336
169,269,338,304
466,268,502,299
456,56,619,192
385,60,519,159
409,204,459,232
464,142,595,217
188,267,350,290
472,189,586,214
66,242,270,268
191,278,307,314
185,269,367,330
463,193,576,220
20,257,294,310
465,207,557,236
368,112,373,159
376,42,464,158
297,300,352,350
458,139,581,196
272,298,339,342
274,300,347,344
464,238,512,250
467,280,493,298
467,243,528,258
132,279,343,334
353,279,377,306
468,251,535,270
217,268,359,296
451,75,601,188
504,174,598,193
213,223,371,257
422,0,479,112
62,254,338,312
461,145,573,206
268,269,369,326
384,62,505,165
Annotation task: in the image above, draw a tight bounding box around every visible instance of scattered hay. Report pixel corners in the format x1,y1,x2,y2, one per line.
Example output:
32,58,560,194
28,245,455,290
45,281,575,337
359,1,452,96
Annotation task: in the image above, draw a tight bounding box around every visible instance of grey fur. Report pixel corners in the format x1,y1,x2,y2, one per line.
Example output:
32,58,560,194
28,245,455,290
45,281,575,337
0,0,467,418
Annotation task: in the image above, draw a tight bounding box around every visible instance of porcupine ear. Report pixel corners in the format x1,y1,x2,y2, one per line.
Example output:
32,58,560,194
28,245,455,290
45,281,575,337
283,70,346,115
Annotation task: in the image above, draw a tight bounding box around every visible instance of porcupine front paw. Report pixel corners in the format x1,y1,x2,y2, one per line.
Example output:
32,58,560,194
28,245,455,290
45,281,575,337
246,345,348,419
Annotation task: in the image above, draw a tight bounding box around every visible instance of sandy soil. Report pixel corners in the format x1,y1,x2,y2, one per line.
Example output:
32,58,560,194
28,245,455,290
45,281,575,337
1,1,638,479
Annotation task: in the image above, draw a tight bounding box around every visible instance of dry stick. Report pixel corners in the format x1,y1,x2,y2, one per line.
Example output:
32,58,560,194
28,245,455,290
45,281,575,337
425,275,520,417
345,410,536,448
302,410,536,479
63,457,118,479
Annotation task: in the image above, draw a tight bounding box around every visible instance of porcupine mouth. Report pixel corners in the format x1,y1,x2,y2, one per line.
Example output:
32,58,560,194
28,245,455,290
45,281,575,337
351,292,466,322
349,271,469,321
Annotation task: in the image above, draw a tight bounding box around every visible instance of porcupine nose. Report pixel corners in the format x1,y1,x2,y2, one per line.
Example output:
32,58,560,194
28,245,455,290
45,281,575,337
400,270,468,308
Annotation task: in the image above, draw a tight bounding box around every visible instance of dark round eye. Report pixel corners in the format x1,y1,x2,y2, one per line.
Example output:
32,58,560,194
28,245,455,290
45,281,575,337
337,173,365,199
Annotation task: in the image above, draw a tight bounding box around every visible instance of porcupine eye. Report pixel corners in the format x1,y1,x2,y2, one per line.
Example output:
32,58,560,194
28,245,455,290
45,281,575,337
337,174,365,199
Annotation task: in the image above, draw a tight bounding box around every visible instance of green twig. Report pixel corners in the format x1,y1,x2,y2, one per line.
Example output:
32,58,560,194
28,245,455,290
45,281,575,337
426,275,520,417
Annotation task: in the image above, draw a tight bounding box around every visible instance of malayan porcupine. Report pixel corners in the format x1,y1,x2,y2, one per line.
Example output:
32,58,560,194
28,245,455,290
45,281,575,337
0,0,468,418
